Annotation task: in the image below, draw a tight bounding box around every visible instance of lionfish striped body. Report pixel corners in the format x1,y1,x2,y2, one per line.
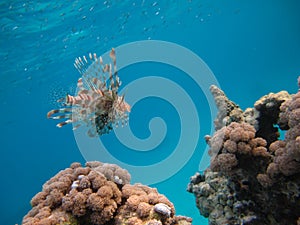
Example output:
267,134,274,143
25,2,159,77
47,49,131,137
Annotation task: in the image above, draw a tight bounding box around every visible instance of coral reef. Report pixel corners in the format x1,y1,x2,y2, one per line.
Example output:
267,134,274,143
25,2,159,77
209,85,244,131
188,77,300,225
22,161,191,225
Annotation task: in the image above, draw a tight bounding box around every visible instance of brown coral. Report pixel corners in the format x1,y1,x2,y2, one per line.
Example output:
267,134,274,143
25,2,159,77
114,183,176,224
216,153,238,171
23,162,126,225
254,91,291,145
22,162,191,225
269,89,300,177
189,77,300,225
209,122,271,173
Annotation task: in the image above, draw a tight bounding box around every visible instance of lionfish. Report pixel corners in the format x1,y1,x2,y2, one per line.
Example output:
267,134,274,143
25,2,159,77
47,48,131,137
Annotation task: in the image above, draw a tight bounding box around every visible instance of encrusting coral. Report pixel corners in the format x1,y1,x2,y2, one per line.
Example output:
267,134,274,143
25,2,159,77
188,77,300,225
22,161,192,225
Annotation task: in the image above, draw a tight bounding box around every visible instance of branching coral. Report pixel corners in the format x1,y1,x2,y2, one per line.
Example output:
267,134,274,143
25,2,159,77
22,162,192,225
188,77,300,225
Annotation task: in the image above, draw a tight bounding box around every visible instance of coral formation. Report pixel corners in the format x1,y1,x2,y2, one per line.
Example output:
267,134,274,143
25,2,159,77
209,85,244,130
22,161,191,225
253,91,291,145
188,77,300,225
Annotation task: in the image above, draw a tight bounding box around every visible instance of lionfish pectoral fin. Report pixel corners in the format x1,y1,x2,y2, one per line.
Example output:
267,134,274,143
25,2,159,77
72,124,81,130
51,114,72,120
56,119,73,128
47,109,59,118
47,108,72,119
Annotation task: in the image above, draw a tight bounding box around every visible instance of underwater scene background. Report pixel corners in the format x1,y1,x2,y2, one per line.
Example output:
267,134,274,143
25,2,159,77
1,0,300,224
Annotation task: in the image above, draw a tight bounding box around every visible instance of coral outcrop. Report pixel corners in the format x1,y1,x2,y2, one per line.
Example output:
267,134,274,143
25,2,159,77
23,161,192,225
188,77,300,225
209,85,244,130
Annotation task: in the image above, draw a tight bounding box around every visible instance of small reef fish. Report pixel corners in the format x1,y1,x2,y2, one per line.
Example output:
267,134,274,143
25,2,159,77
47,48,131,137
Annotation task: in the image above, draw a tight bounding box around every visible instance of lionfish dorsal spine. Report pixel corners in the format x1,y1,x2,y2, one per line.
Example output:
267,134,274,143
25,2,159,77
47,48,130,136
93,53,97,61
83,55,88,63
109,48,117,70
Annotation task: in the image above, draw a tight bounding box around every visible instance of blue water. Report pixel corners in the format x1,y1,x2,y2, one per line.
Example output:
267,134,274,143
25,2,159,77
1,1,300,224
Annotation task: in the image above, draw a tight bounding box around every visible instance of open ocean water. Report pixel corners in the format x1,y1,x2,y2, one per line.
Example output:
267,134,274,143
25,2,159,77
1,0,300,224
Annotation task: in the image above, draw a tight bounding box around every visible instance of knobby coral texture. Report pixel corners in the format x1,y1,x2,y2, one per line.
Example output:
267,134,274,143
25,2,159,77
188,77,300,225
22,162,192,225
